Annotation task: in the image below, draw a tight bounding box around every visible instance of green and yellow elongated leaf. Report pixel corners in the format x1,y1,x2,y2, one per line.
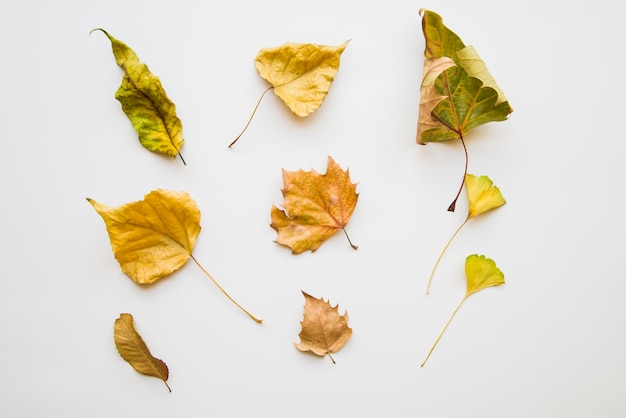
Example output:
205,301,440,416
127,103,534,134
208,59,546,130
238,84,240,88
416,10,512,144
114,313,171,391
255,41,349,117
92,29,185,162
87,189,201,284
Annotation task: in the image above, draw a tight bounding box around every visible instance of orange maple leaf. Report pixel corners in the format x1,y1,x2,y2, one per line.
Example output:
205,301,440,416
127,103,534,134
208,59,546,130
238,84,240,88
270,156,359,254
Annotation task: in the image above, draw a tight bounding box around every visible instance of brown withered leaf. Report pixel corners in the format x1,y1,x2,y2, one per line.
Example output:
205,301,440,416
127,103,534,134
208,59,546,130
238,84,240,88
270,156,359,254
114,313,171,391
295,291,352,363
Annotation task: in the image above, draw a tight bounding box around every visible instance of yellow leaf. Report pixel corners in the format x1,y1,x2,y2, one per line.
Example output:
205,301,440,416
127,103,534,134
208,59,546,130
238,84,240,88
465,254,505,297
295,291,352,363
87,189,201,284
255,41,349,117
270,156,359,254
466,173,506,219
88,190,262,323
416,57,456,145
456,45,509,106
114,313,170,391
422,255,504,366
92,29,185,163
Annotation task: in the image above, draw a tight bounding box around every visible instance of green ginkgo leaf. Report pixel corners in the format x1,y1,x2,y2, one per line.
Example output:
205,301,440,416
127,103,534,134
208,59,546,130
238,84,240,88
92,29,185,164
421,254,504,367
416,10,512,211
426,174,505,294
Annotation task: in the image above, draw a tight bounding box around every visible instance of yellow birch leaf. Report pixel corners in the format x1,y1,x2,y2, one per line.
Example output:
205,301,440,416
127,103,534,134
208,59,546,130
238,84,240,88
422,254,504,366
87,190,262,323
417,57,456,145
426,174,506,293
295,291,352,363
114,313,171,392
270,156,359,254
86,189,200,285
91,29,185,163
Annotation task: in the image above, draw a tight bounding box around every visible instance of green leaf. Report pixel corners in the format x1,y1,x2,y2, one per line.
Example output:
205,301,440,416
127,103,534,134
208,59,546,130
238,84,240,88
92,29,185,163
417,10,513,144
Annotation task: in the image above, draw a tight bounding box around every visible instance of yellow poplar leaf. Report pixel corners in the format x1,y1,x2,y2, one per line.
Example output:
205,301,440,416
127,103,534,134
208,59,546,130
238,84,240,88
417,57,456,145
86,189,201,284
92,29,185,163
255,41,349,117
270,156,359,254
114,313,171,391
466,173,507,219
426,174,506,294
88,190,262,323
422,255,504,366
295,291,352,363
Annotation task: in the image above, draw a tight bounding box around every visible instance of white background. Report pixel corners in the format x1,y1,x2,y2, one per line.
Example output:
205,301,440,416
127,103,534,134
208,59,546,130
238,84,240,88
1,0,625,417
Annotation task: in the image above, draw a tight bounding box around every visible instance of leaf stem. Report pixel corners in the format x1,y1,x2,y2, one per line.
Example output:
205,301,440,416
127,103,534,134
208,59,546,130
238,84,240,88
421,296,467,367
163,380,172,392
190,255,262,324
228,86,274,148
328,352,336,364
426,218,468,295
447,137,468,212
342,228,358,250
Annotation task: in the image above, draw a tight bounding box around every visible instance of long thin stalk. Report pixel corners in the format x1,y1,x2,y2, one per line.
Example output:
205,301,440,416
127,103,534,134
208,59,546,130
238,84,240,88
421,296,467,367
190,255,262,324
426,218,468,295
228,86,274,148
342,228,358,250
447,137,468,212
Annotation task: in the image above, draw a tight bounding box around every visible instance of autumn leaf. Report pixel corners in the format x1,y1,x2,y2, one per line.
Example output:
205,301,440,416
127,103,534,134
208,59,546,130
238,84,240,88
87,189,261,323
416,10,512,210
426,174,505,294
270,156,359,254
295,291,352,363
91,29,185,164
114,313,171,391
229,41,349,147
421,254,504,367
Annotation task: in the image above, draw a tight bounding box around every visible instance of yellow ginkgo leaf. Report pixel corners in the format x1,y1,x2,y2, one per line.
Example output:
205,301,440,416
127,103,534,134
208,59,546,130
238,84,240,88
229,41,349,147
465,254,505,297
426,174,505,294
466,173,506,219
422,254,504,366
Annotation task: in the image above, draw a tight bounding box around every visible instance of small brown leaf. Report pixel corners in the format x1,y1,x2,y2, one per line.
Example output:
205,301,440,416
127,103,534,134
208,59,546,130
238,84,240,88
113,313,171,391
295,291,352,363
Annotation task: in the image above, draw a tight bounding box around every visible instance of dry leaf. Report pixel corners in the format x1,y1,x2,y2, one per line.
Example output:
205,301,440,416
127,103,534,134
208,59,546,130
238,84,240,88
422,254,505,366
270,156,359,254
87,189,200,284
114,313,170,391
416,10,513,211
87,189,262,323
229,41,349,146
426,174,505,293
295,291,352,363
91,29,185,164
